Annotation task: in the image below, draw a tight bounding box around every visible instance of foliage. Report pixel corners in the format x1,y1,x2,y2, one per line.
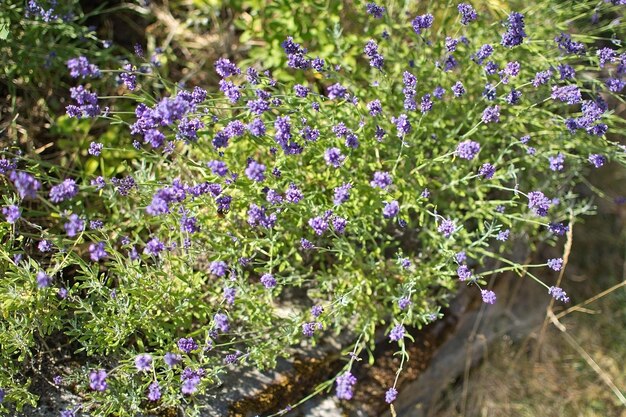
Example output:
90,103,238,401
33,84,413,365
1,0,626,416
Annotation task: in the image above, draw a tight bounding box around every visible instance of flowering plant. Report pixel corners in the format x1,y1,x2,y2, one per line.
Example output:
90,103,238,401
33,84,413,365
1,1,626,415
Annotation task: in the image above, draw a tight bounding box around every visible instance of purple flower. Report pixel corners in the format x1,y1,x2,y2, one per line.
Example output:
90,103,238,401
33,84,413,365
438,218,456,238
64,214,84,237
367,99,383,116
528,191,551,216
36,271,52,288
38,240,53,252
327,83,348,100
335,372,357,400
224,287,237,305
302,322,319,337
260,273,277,289
457,265,471,281
481,105,500,123
452,81,466,97
49,179,79,203
164,352,182,367
2,205,20,224
389,324,405,341
247,204,277,229
245,160,266,182
398,297,412,310
481,289,496,304
309,216,329,235
88,142,103,156
311,305,324,317
504,61,521,77
144,237,165,256
209,260,228,277
332,216,348,234
458,3,477,25
597,47,617,68
549,153,565,171
135,354,153,372
606,78,625,92
366,2,385,18
214,58,240,78
178,337,198,353
9,171,41,200
555,33,586,55
284,184,303,204
496,229,510,241
474,44,493,64
248,118,266,137
548,286,570,303
588,154,606,168
547,258,563,271
181,375,201,395
333,183,352,205
551,85,582,104
501,12,527,48
532,69,552,87
411,13,434,34
324,147,346,168
385,387,398,403
548,222,569,236
370,171,393,190
505,89,522,105
456,140,480,160
89,242,108,262
294,84,310,98
558,64,576,80
455,251,467,263
383,200,400,218
89,370,108,391
300,238,315,250
214,312,230,332
67,56,100,78
478,163,495,179
391,114,412,137
219,80,241,103
147,382,161,402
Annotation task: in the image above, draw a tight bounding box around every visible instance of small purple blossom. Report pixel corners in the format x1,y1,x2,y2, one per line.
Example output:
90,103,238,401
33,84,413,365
438,218,456,238
385,387,398,403
481,289,496,304
548,286,570,303
547,258,563,271
2,205,21,224
457,265,471,281
36,271,52,288
549,153,565,171
335,372,357,400
588,154,607,168
383,200,400,218
366,3,385,18
481,105,500,123
370,171,393,190
260,273,277,289
88,142,103,156
479,163,495,179
412,13,434,35
89,242,108,261
245,160,266,182
89,370,108,391
528,191,551,216
324,147,346,168
456,140,480,160
389,324,405,341
148,382,161,402
458,3,477,25
49,179,79,203
135,354,153,372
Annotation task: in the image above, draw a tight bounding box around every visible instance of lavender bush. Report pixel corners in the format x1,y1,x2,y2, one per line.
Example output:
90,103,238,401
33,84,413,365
1,0,626,415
